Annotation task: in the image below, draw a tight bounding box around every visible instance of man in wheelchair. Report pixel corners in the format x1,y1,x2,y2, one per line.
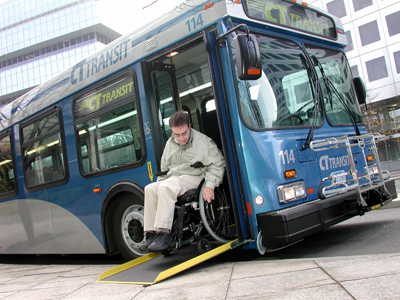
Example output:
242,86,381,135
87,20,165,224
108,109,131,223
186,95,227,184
139,110,225,253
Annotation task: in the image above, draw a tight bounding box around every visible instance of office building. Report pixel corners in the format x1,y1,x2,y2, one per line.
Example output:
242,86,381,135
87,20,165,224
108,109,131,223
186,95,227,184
0,0,121,106
310,0,400,169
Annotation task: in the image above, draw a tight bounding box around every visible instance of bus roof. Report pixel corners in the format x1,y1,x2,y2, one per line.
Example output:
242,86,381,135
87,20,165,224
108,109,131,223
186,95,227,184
0,0,345,131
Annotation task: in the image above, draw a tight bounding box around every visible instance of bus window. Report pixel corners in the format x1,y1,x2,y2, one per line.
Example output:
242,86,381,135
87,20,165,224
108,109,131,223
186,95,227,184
76,104,141,174
234,34,323,129
80,145,90,174
74,71,143,176
152,71,176,147
0,134,16,195
21,108,67,189
205,99,216,112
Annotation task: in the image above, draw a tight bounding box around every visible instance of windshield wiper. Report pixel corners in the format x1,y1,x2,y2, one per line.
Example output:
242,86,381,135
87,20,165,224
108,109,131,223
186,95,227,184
312,56,361,136
300,54,323,150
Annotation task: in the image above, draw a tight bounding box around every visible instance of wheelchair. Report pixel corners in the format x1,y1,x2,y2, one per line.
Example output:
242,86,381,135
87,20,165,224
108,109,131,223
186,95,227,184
161,177,237,255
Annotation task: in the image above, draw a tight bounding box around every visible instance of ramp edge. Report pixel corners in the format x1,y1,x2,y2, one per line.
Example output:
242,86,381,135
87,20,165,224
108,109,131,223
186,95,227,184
97,252,161,281
154,239,238,284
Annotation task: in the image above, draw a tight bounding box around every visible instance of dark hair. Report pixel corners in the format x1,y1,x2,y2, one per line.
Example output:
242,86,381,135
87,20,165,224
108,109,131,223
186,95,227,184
169,110,190,127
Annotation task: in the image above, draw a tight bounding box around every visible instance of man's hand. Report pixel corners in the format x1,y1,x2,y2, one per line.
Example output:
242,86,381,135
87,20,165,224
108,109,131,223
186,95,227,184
203,187,214,203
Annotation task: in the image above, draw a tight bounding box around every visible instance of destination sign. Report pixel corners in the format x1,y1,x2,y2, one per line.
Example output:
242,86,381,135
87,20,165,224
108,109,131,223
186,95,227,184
243,0,336,39
74,75,134,119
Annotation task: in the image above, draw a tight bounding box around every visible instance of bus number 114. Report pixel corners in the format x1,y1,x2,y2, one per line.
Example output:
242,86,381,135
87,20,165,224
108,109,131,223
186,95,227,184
279,149,295,165
185,14,204,32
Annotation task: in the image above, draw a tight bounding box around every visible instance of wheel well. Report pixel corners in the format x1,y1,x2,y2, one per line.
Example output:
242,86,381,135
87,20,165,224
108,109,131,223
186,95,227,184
102,182,144,255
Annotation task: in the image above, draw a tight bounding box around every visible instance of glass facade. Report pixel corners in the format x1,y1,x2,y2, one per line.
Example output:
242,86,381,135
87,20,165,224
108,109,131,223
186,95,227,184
360,100,400,167
0,0,121,106
310,0,400,168
0,0,98,54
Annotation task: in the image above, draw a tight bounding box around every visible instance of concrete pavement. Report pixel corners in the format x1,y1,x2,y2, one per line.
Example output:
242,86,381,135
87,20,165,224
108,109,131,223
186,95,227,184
1,252,400,299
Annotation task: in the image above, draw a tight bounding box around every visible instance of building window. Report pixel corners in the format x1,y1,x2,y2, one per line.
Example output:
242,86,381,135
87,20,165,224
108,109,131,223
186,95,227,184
0,32,105,71
327,0,347,18
353,0,373,12
351,65,359,77
366,56,388,82
345,31,353,52
386,11,400,37
394,50,400,74
359,21,380,46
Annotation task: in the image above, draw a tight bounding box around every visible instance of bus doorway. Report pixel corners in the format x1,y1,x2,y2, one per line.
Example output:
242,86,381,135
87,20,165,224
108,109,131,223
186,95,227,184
141,34,239,246
142,37,223,173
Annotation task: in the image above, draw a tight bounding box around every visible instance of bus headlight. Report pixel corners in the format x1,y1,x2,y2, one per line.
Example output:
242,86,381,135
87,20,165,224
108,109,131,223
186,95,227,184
277,181,306,204
368,166,378,175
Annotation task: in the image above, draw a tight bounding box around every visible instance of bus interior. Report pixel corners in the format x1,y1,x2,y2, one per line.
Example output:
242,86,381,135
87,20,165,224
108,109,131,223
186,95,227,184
149,37,223,152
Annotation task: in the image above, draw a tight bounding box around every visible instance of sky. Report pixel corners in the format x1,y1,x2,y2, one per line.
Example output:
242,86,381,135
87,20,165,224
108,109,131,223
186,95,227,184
0,0,190,36
99,0,190,35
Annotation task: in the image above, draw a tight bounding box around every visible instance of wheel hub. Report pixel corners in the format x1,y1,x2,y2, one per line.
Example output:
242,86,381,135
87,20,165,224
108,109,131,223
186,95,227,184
122,205,144,250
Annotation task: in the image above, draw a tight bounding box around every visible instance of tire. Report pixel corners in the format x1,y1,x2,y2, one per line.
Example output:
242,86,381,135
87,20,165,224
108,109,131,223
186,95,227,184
199,182,237,243
113,194,147,260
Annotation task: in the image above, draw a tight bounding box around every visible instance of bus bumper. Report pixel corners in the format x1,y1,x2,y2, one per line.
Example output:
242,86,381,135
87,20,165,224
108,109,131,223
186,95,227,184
256,179,397,251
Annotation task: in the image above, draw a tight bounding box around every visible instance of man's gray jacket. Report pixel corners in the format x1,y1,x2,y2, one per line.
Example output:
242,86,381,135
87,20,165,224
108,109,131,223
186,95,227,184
157,129,225,190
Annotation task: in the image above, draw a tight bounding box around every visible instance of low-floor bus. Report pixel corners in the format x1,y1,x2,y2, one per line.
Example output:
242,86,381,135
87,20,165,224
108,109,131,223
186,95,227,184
0,0,396,259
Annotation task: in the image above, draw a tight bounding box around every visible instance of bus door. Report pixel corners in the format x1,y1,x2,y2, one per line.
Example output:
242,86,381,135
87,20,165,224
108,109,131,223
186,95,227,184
141,37,222,174
203,30,251,242
141,62,180,173
141,34,249,242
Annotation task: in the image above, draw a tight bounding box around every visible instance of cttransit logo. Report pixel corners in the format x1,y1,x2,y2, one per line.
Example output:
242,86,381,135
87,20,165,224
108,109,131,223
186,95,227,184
319,155,349,171
70,38,131,85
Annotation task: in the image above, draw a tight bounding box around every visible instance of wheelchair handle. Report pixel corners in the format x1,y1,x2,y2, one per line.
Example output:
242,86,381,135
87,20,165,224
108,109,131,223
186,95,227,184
155,161,207,177
155,171,168,176
190,161,205,168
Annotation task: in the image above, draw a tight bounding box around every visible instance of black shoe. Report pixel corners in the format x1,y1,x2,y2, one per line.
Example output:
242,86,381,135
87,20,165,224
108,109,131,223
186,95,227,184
138,232,156,252
148,232,171,252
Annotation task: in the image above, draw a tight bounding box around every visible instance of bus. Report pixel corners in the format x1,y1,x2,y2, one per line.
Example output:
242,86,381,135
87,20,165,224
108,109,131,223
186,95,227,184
0,0,396,260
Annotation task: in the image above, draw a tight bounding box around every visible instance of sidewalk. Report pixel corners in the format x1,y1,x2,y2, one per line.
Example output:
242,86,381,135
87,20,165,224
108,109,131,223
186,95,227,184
0,173,399,299
1,252,400,299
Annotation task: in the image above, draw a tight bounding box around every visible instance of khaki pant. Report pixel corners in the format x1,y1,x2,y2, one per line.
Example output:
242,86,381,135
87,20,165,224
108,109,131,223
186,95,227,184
144,175,204,231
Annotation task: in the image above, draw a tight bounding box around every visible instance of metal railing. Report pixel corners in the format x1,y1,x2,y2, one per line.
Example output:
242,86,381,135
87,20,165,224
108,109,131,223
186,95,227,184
309,133,399,206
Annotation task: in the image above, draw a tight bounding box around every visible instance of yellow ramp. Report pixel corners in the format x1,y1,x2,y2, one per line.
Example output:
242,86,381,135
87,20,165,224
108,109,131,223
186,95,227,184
97,240,237,285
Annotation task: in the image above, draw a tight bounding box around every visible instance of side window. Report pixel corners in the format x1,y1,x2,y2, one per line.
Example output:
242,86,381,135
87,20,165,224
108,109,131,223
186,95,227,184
21,107,68,190
74,71,143,176
0,132,17,196
152,71,177,148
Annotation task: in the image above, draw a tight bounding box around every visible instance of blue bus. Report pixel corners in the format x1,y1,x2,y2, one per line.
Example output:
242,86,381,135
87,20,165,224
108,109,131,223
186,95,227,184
0,0,396,260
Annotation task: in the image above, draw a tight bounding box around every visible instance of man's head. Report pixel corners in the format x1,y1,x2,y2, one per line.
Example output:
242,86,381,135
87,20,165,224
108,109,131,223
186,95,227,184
169,110,191,145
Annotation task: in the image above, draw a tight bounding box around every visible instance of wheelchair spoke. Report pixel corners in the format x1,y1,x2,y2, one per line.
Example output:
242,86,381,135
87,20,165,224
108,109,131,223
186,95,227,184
200,181,238,243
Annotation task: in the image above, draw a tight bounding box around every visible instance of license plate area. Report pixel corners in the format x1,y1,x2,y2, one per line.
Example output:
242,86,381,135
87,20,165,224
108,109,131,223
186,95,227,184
331,170,346,185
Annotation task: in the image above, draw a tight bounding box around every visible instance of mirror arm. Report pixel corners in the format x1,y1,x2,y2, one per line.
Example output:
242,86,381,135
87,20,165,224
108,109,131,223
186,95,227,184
217,24,250,42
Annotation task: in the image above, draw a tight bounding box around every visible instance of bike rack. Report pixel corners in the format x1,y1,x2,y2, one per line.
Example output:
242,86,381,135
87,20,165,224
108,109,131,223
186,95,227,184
310,133,400,206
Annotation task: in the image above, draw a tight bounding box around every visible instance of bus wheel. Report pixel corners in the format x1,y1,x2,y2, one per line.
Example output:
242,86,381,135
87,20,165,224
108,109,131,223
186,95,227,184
113,194,146,260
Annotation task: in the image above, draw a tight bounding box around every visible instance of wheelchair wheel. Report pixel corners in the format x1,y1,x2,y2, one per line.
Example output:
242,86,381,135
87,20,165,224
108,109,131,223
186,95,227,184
199,182,237,243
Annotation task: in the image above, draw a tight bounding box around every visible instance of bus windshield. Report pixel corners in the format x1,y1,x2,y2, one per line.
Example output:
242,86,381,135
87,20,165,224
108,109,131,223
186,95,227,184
237,33,323,129
304,43,363,126
236,34,362,130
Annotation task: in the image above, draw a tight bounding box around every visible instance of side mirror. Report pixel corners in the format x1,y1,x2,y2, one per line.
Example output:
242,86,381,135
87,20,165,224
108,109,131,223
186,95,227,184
353,77,366,105
234,34,262,80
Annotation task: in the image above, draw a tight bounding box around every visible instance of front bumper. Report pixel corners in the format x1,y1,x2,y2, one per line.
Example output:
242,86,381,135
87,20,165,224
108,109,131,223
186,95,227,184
257,179,397,250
